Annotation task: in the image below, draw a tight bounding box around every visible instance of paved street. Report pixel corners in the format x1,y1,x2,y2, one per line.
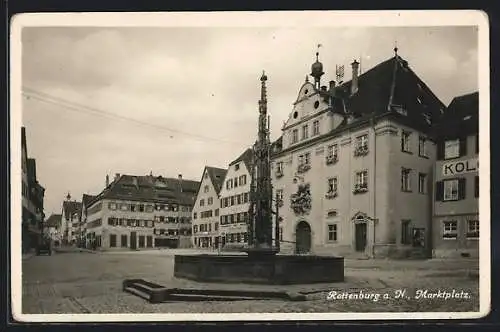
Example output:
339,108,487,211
21,249,480,314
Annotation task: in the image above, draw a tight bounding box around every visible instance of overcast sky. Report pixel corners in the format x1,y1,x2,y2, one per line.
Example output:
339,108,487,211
21,25,478,216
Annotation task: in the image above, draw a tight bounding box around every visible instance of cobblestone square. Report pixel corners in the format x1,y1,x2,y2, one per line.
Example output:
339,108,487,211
20,249,480,315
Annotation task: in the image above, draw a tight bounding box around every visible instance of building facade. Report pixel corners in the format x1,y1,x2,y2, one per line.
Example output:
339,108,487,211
432,92,479,258
61,194,82,245
21,127,45,253
271,50,445,258
218,149,253,250
84,173,198,250
45,214,62,245
192,166,227,249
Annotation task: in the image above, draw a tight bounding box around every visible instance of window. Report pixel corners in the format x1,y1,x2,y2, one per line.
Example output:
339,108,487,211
327,210,338,218
108,202,117,210
200,199,205,207
139,204,145,212
356,135,368,150
443,179,459,201
401,168,412,192
239,175,247,186
401,220,411,245
130,204,136,212
121,235,127,247
215,208,219,217
467,220,479,239
327,144,338,158
418,173,427,194
215,222,219,231
276,189,283,201
208,197,213,205
298,152,311,165
419,136,428,157
444,139,460,159
327,177,338,193
302,124,309,140
244,193,249,203
146,236,153,247
235,163,240,171
356,171,368,187
237,194,242,205
327,224,338,242
443,221,458,239
313,120,320,136
475,176,479,198
204,185,209,193
230,196,235,206
401,131,411,152
292,129,299,144
110,234,117,248
193,213,197,220
234,177,238,187
138,236,145,248
276,162,283,173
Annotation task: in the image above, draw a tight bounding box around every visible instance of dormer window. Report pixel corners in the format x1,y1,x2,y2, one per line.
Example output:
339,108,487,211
235,163,240,171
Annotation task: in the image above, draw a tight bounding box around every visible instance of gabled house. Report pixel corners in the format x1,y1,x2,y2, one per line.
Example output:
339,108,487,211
60,194,82,245
271,48,445,258
45,214,62,245
191,166,227,248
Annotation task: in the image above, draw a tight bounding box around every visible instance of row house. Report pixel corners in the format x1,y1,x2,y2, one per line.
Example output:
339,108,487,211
84,173,199,250
270,49,444,258
44,214,62,245
191,166,227,248
218,148,253,249
433,92,479,258
21,127,45,253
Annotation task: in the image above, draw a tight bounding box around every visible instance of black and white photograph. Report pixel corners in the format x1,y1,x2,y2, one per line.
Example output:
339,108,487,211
11,11,489,321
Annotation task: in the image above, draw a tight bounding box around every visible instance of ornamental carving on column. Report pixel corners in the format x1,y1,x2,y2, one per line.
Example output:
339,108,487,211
290,183,312,215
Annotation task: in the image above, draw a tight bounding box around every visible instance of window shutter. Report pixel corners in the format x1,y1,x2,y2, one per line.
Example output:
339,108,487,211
459,137,467,157
475,176,479,198
437,142,444,160
435,181,444,201
458,178,466,200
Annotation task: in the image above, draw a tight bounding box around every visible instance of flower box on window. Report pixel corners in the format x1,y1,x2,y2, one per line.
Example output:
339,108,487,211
325,191,338,199
466,231,479,239
354,146,369,157
275,170,284,178
326,155,338,165
353,183,368,194
297,163,311,174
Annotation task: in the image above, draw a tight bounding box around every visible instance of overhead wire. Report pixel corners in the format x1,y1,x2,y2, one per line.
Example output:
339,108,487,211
21,86,249,146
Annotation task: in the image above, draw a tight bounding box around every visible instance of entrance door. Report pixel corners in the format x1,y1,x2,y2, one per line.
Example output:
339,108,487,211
295,221,312,254
130,231,137,250
355,222,367,252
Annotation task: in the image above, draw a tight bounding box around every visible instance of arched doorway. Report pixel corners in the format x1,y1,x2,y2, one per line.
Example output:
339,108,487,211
353,214,368,252
295,221,312,254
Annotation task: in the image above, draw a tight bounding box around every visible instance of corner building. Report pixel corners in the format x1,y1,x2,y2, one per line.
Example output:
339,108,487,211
432,92,479,258
272,50,445,258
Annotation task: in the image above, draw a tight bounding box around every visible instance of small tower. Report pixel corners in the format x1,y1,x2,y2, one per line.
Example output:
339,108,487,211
66,192,71,201
310,51,324,90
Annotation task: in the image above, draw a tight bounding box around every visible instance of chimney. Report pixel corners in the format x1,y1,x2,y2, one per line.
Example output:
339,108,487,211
105,174,109,187
329,80,336,92
178,174,182,180
351,60,360,95
114,173,120,181
178,174,183,193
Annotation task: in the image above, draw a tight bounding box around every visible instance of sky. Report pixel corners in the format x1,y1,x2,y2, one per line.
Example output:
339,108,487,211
20,24,478,216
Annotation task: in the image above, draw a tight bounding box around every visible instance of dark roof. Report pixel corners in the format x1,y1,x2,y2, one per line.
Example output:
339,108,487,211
21,127,27,159
27,158,37,182
229,148,254,171
205,166,227,195
434,91,479,139
336,55,445,128
62,201,82,220
89,174,200,207
45,214,62,227
82,194,97,207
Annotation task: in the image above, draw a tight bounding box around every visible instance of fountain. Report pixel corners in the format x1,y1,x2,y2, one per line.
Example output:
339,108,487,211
173,72,344,284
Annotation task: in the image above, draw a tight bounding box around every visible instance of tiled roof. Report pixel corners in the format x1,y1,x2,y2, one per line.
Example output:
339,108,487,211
229,148,254,172
62,201,82,220
338,56,445,127
434,91,478,139
89,174,200,207
205,166,227,195
45,214,62,228
82,194,97,207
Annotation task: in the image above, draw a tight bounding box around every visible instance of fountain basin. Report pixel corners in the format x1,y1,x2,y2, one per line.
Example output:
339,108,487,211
174,254,344,284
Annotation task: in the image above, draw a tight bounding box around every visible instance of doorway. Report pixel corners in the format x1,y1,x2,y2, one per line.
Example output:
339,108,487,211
295,221,312,254
355,222,367,252
130,231,137,250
